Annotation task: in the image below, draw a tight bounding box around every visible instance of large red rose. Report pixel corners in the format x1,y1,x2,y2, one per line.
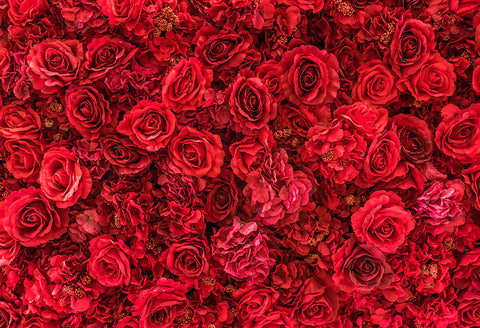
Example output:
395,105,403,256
402,53,456,101
82,36,137,83
39,147,92,208
292,276,339,327
160,237,209,281
169,126,224,178
229,128,275,180
26,39,84,94
464,165,480,211
204,170,240,224
351,191,415,253
161,57,213,112
280,45,340,105
100,135,152,175
279,45,339,106
229,70,277,135
435,103,480,162
388,16,436,78
132,278,189,328
7,0,48,26
65,85,113,140
0,187,69,247
117,100,176,152
352,60,399,106
4,139,43,181
0,104,41,140
391,114,433,164
194,26,253,70
332,238,393,293
88,234,136,287
233,285,279,325
355,131,402,188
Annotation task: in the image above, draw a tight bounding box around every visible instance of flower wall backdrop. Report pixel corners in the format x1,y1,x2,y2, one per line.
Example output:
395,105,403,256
0,0,480,327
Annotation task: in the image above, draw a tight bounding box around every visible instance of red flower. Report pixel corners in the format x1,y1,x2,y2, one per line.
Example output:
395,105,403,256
88,234,136,287
117,100,176,152
39,147,92,208
0,187,69,247
133,278,189,328
162,57,213,112
169,126,225,178
351,191,415,253
26,39,83,94
332,238,393,293
280,45,340,106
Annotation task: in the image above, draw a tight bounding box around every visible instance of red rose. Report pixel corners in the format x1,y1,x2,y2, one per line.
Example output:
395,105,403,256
7,0,48,26
98,0,144,30
169,126,224,178
435,103,480,162
65,85,113,140
0,104,41,140
117,100,176,152
351,191,415,253
0,187,69,247
352,60,399,106
194,26,253,70
454,249,480,291
391,114,433,164
0,287,20,328
280,45,340,106
100,135,152,175
4,139,43,181
233,285,279,324
133,278,189,328
212,219,276,285
82,36,137,83
0,224,20,266
161,57,213,112
355,131,402,188
332,238,393,293
292,276,339,327
278,103,331,138
88,234,136,287
39,147,92,208
402,53,456,101
388,16,436,78
333,102,388,141
229,70,277,135
204,170,240,224
27,39,84,94
257,60,282,101
160,237,209,280
464,165,480,211
229,128,275,180
458,291,480,327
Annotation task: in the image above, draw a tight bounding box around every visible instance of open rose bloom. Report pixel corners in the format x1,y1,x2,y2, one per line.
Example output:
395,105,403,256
1,1,480,327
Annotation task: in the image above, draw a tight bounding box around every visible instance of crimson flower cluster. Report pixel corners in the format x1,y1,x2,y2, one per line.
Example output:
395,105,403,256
1,0,480,327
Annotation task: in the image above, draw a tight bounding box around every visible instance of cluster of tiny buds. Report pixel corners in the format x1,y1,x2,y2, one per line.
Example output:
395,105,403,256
177,308,193,325
153,7,180,36
145,238,162,255
304,253,320,265
48,98,64,113
321,150,334,163
443,237,456,252
380,22,396,45
170,55,184,66
334,0,354,16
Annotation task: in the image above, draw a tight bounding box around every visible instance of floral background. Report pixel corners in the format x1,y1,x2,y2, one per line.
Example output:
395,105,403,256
0,0,480,327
